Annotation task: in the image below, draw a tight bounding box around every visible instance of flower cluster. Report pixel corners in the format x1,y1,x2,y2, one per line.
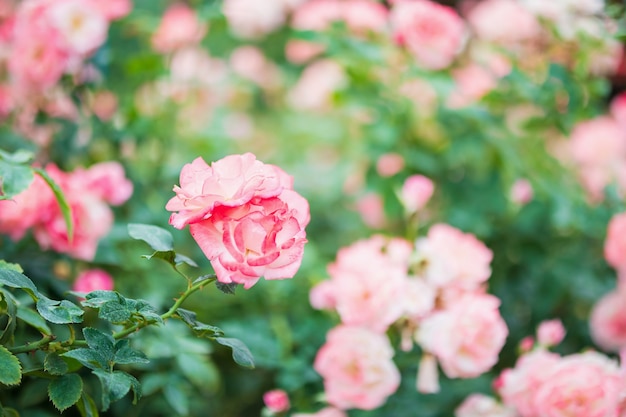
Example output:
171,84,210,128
0,161,133,260
166,153,310,289
309,220,508,410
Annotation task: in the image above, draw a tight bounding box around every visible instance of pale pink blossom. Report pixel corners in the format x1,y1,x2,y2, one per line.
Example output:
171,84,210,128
455,394,517,417
89,90,118,121
416,353,440,393
89,0,131,20
536,319,566,347
590,289,626,352
151,3,206,53
230,46,281,89
400,174,434,214
82,161,133,206
287,59,346,111
47,0,108,55
518,336,535,353
292,408,347,417
309,280,337,310
466,0,540,43
166,154,290,229
73,269,114,294
510,179,534,205
416,293,508,378
390,0,465,70
416,223,493,289
448,63,498,108
376,153,404,177
355,192,385,229
533,351,623,417
313,325,400,410
401,278,436,321
189,192,309,289
285,40,325,64
605,213,626,273
342,0,388,34
222,0,287,39
0,174,53,240
263,389,290,413
497,349,561,417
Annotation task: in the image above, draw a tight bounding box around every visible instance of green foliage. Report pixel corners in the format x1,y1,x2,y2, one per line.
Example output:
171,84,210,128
0,345,21,386
48,374,83,412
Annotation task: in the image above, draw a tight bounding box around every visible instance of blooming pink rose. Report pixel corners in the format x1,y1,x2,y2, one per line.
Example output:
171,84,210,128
318,236,411,332
314,325,400,410
263,389,290,413
390,0,465,70
416,223,493,289
400,174,434,213
151,3,206,53
510,179,533,205
497,349,561,417
536,319,566,347
466,0,540,43
88,0,131,20
605,213,626,273
292,408,347,417
82,161,133,206
73,269,114,294
590,289,626,352
47,0,108,55
456,394,517,417
376,153,404,177
0,174,54,240
189,191,309,289
533,351,623,417
401,278,436,321
416,293,508,378
166,154,289,229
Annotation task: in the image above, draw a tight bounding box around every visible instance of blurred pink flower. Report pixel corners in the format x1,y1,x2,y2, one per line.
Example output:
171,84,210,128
376,153,404,177
285,40,325,64
73,269,114,293
400,174,434,213
82,161,134,206
611,92,626,128
466,0,540,43
223,0,292,39
151,3,206,53
89,0,131,20
230,46,280,88
416,223,493,289
47,0,108,55
605,213,626,273
355,192,385,229
390,0,465,70
416,293,508,378
509,179,533,205
401,278,436,321
292,408,347,417
287,59,346,111
309,280,337,310
590,289,626,352
448,63,498,108
455,393,517,417
89,90,118,121
166,154,289,229
263,389,290,413
416,353,440,393
536,319,566,347
314,325,400,410
0,174,53,240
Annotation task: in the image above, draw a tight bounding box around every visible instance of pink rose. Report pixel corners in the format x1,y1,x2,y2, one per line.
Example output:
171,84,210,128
230,46,280,89
510,179,533,205
292,408,347,417
417,293,508,378
536,319,566,347
400,174,434,213
263,389,290,413
166,154,289,229
0,174,53,240
390,0,465,70
189,191,309,289
342,0,388,34
590,289,626,352
82,161,133,206
611,92,626,128
313,325,400,410
309,280,337,310
355,192,385,229
88,0,131,20
497,349,561,417
376,153,404,177
151,3,206,53
466,0,540,43
416,223,493,289
317,236,411,332
47,0,108,55
73,269,114,294
222,0,289,39
533,351,623,417
287,59,346,111
455,393,517,417
605,213,626,273
447,63,498,108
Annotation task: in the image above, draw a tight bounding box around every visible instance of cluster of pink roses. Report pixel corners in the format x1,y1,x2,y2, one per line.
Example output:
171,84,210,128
0,161,133,261
309,221,508,410
166,153,310,289
457,320,625,417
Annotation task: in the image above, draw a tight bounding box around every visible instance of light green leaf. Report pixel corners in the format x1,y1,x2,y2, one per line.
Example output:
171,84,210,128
0,345,22,385
92,370,138,411
215,337,255,369
0,268,39,301
0,149,34,164
0,289,17,345
98,300,132,324
33,168,73,241
48,374,83,412
36,298,83,324
0,261,22,273
16,308,51,334
176,308,224,338
128,223,174,252
164,383,189,416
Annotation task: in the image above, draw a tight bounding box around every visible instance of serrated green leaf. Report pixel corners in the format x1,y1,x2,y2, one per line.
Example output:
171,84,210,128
0,345,22,385
128,223,174,252
113,340,149,365
134,300,163,324
36,298,83,324
48,374,83,412
80,291,122,308
82,328,114,361
44,353,69,376
0,268,39,301
0,261,22,273
16,307,51,334
142,250,198,267
75,392,99,417
62,349,107,371
0,160,33,199
215,337,255,369
176,308,224,338
93,370,138,411
215,282,238,295
98,300,131,324
33,168,73,241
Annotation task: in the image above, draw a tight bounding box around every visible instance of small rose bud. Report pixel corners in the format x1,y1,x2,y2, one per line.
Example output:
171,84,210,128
263,389,290,413
536,319,566,347
73,269,114,294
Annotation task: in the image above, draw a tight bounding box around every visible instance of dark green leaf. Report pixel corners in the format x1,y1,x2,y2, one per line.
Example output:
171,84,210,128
176,308,224,338
44,353,69,376
33,168,73,241
0,268,39,301
174,253,197,267
127,223,174,252
133,300,163,324
80,291,120,308
92,370,138,411
82,328,114,361
75,393,99,417
0,289,17,345
113,340,149,365
98,300,132,324
1,407,19,417
62,348,108,371
0,345,22,385
193,274,216,285
215,337,255,369
16,307,51,334
48,374,83,412
36,298,83,324
215,282,238,295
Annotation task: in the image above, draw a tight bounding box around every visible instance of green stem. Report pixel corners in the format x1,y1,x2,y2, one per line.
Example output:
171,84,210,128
9,334,56,354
